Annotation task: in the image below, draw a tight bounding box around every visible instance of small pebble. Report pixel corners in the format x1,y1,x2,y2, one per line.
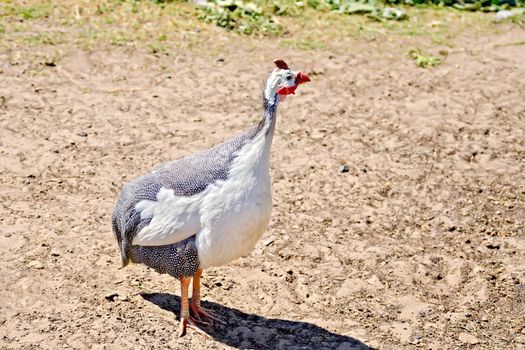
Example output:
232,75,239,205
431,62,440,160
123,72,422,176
339,164,349,173
78,131,88,137
28,260,44,269
486,243,500,250
263,237,274,246
105,293,119,302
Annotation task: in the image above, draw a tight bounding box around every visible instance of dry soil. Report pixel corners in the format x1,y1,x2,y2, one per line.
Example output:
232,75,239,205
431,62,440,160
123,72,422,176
1,12,524,350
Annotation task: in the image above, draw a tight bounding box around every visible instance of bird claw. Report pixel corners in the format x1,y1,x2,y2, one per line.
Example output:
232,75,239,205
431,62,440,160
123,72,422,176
178,317,211,338
190,303,226,325
191,313,211,327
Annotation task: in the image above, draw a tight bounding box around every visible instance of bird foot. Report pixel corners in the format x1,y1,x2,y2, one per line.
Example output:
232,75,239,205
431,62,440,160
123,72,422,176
190,303,226,325
178,316,212,338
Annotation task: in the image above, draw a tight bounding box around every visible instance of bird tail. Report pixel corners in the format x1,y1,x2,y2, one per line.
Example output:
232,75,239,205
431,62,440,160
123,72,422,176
120,240,131,268
112,214,131,268
116,241,131,268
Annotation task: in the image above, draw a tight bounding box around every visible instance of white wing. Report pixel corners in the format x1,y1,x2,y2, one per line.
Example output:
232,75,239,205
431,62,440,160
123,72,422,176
132,187,204,246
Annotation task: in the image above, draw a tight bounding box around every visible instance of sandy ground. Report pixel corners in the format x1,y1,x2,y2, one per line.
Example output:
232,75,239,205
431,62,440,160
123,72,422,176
0,15,524,350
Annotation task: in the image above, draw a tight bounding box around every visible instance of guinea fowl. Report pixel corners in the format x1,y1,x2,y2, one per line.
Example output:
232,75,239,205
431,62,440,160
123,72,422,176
112,59,310,336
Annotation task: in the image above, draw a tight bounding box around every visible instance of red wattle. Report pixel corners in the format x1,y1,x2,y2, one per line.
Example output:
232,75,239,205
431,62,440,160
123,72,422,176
277,85,298,95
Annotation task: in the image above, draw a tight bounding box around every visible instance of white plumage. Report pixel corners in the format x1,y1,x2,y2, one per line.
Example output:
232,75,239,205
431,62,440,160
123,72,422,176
133,116,275,268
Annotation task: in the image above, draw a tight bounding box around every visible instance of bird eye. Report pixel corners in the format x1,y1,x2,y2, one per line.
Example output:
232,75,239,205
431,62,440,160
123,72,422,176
285,74,293,81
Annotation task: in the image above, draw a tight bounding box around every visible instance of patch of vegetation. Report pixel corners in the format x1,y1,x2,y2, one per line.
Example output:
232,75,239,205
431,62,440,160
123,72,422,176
386,0,524,11
1,3,55,20
408,48,444,67
194,0,525,35
20,32,65,46
196,0,411,35
197,1,283,35
508,8,525,26
0,0,520,57
110,32,134,46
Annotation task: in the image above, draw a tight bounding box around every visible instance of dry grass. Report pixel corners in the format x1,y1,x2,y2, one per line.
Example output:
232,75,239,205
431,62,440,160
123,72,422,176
0,0,503,55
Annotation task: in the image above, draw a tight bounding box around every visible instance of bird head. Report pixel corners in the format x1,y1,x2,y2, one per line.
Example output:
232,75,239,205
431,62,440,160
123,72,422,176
265,59,310,103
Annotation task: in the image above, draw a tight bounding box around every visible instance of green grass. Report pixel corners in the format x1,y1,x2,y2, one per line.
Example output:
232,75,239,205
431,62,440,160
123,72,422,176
0,0,521,59
197,1,284,35
407,48,444,67
1,2,55,20
19,32,66,46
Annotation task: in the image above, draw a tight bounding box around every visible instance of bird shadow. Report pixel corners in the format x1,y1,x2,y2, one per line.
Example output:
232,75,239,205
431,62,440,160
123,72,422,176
140,292,375,350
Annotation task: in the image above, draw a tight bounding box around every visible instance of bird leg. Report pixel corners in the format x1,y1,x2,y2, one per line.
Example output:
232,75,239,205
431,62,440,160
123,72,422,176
178,276,209,337
190,269,226,325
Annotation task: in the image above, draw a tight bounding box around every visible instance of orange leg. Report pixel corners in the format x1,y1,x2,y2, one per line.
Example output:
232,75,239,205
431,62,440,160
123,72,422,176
190,269,225,325
178,276,209,337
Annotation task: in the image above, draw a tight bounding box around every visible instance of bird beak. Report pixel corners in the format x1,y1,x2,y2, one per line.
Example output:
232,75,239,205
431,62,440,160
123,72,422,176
296,71,311,85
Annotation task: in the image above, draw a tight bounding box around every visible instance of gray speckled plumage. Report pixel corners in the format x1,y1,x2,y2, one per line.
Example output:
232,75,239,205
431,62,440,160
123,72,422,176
112,116,268,268
130,235,199,278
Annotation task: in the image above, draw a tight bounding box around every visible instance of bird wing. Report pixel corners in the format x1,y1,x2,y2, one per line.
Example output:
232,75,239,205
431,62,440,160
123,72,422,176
113,123,263,250
130,185,202,246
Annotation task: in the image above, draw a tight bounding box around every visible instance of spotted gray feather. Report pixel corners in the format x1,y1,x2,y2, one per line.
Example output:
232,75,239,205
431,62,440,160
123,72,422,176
130,236,199,278
112,120,265,267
